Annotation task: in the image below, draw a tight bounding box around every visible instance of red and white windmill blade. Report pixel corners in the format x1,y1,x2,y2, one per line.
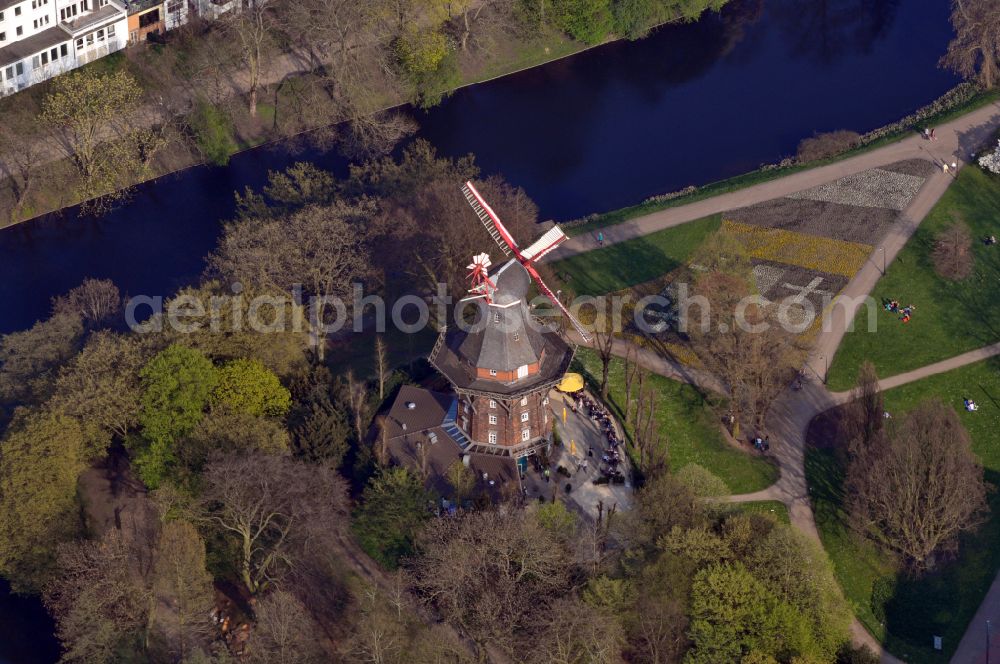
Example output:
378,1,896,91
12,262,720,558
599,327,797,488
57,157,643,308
461,180,592,342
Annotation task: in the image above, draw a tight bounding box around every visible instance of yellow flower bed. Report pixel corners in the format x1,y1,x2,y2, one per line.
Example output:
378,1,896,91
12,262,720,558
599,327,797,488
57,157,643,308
723,220,873,278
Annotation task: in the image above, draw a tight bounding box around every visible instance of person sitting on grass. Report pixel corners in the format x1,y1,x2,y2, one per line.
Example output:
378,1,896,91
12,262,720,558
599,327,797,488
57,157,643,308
985,235,997,246
965,398,979,412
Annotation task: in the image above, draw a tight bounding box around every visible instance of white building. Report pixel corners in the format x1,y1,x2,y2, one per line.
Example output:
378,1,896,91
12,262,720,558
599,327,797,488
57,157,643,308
0,0,128,97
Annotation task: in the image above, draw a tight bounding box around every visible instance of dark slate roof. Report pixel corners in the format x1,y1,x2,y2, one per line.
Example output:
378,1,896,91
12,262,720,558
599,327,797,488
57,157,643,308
124,0,160,14
0,0,22,14
457,261,548,372
430,325,575,399
383,384,452,438
387,425,518,500
0,25,70,68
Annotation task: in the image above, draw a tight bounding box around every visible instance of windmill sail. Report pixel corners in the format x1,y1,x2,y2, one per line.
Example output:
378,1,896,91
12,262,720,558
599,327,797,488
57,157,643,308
524,263,592,342
521,226,567,261
462,181,518,257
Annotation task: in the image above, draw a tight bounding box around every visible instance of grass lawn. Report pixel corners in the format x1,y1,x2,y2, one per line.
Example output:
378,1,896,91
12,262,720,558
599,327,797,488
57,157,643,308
573,347,777,494
729,500,790,524
827,167,1000,391
551,214,721,295
808,357,1000,662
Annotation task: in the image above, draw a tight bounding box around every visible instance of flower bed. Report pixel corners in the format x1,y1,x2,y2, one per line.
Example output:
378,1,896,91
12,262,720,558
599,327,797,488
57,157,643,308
723,220,872,278
787,167,926,211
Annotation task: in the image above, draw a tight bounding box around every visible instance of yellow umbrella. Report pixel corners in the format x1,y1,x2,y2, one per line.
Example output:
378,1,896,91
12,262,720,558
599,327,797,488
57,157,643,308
556,372,585,393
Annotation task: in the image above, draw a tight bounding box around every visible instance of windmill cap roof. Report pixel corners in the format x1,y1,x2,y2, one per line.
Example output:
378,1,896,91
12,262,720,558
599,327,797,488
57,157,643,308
490,259,530,306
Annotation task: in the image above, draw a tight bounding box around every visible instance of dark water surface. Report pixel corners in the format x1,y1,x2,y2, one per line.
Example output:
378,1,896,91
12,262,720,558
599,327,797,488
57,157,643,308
0,0,960,657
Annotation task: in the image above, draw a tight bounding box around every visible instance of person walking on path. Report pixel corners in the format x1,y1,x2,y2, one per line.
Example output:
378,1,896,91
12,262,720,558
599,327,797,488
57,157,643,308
597,231,605,247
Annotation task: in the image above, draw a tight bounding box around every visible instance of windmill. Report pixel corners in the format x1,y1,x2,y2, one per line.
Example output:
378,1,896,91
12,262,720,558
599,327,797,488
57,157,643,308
461,181,591,342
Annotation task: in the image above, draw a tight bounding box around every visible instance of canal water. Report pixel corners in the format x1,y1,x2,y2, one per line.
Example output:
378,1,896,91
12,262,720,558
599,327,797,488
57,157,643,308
0,0,960,658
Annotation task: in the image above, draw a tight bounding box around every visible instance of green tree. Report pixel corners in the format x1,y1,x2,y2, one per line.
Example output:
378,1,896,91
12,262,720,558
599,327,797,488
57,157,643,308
49,331,144,457
189,99,237,166
211,358,291,418
686,562,788,663
40,68,163,212
352,467,433,568
136,345,218,488
0,411,86,592
552,0,614,44
0,312,83,407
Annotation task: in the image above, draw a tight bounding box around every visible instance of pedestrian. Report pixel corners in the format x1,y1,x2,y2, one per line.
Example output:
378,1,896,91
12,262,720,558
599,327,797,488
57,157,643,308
930,128,936,141
597,231,605,246
943,162,949,174
951,161,958,173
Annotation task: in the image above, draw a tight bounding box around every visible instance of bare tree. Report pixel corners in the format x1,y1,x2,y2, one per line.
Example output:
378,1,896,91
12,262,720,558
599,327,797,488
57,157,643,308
222,0,278,118
375,335,389,401
594,323,616,401
849,360,883,457
942,0,1000,88
932,217,975,281
622,345,637,425
149,520,215,661
411,508,571,657
529,596,625,664
209,201,375,362
342,370,372,443
847,399,989,572
246,590,328,664
50,278,122,326
0,106,45,223
197,453,349,594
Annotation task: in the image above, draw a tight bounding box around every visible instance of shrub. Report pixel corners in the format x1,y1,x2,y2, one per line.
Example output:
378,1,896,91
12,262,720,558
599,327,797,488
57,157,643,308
978,139,1000,174
552,0,614,45
870,574,896,624
675,463,730,497
932,217,974,281
189,99,236,166
796,130,862,162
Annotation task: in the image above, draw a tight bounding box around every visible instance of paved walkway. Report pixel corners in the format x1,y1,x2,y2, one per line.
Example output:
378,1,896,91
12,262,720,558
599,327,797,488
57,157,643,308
560,103,1000,663
549,101,1000,261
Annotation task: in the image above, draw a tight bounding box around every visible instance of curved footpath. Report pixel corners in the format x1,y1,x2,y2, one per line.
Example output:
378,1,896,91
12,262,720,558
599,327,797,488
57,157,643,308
550,101,1000,663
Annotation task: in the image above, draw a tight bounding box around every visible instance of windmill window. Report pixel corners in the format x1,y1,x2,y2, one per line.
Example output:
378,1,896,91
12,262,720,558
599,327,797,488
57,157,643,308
520,396,528,406
493,312,501,323
513,332,520,341
520,412,529,422
488,431,497,444
489,399,496,408
542,397,549,406
521,428,530,441
489,414,497,425
489,369,497,377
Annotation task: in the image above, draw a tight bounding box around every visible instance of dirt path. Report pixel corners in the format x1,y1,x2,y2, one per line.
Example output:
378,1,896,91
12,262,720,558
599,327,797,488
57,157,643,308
549,101,1000,261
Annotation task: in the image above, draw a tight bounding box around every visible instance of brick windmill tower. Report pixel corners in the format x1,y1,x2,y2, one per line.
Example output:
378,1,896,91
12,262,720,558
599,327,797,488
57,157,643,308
427,182,590,460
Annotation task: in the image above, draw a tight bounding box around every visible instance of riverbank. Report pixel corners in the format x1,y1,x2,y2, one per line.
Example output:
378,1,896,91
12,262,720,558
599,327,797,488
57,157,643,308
565,83,999,237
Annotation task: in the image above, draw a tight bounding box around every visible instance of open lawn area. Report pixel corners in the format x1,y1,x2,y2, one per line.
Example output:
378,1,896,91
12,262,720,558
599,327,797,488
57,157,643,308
807,357,1000,663
827,166,1000,391
551,215,721,295
573,347,777,494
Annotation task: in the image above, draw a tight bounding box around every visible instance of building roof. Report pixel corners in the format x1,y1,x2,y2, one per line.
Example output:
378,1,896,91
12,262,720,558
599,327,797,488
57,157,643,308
382,384,453,439
0,25,70,68
61,0,125,35
0,0,22,14
124,0,161,14
430,323,575,399
383,385,521,501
